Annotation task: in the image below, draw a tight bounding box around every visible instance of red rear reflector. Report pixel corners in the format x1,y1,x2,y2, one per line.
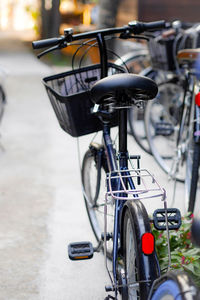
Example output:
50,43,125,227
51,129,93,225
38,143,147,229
195,92,200,106
142,233,154,255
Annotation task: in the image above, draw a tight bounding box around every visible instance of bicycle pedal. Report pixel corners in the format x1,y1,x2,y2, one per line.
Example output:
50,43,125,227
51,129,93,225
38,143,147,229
104,296,115,300
155,122,174,136
153,208,181,230
68,241,94,260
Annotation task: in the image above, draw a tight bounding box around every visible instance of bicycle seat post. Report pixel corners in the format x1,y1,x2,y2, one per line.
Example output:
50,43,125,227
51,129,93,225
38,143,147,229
118,100,128,169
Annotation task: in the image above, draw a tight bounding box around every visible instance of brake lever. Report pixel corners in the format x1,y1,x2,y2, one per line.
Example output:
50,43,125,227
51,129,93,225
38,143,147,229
37,41,67,59
119,32,149,41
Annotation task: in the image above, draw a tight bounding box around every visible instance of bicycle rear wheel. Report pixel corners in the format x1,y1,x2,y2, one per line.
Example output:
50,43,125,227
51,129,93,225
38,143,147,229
121,200,160,300
185,102,200,213
186,142,200,213
128,68,158,155
81,147,114,254
145,81,185,181
149,271,199,300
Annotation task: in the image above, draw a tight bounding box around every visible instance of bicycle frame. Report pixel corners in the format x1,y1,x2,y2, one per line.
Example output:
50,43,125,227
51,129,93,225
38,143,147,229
102,108,137,292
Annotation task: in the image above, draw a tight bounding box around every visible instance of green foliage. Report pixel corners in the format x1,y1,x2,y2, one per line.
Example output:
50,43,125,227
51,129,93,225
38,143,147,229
152,212,200,288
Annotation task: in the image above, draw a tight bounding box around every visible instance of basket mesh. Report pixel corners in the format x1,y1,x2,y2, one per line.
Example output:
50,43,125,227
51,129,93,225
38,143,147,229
43,63,126,137
148,35,176,71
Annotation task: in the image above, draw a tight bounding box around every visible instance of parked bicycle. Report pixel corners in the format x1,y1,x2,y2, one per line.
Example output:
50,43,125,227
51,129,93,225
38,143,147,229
118,21,200,161
32,20,198,300
145,24,200,213
115,21,184,154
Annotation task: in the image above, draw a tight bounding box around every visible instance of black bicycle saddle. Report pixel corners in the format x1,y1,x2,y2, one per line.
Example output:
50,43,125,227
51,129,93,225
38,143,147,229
90,73,158,105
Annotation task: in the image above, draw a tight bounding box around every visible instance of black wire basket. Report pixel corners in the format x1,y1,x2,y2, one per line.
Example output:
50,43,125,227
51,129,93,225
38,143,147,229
43,63,126,137
148,34,176,71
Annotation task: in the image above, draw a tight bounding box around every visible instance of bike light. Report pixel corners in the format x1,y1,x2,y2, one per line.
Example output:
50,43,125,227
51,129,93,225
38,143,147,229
142,232,155,255
195,92,200,106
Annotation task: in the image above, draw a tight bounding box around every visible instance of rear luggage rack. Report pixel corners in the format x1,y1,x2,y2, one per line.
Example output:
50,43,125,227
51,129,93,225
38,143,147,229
106,168,166,201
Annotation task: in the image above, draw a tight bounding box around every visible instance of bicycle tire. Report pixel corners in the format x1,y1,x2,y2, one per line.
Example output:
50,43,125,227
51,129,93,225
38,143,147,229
121,200,160,300
185,138,200,213
184,98,200,213
81,148,114,255
144,81,185,181
149,271,199,300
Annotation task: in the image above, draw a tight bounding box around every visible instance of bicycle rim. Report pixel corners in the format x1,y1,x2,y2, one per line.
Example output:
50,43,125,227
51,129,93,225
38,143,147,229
122,200,160,300
184,98,200,213
185,138,200,213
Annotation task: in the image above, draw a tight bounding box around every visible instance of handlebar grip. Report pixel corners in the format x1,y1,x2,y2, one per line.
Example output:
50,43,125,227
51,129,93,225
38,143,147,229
129,20,167,34
143,20,166,31
32,37,63,49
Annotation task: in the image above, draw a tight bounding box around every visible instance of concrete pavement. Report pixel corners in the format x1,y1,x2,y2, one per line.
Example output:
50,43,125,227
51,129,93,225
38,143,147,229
0,31,189,300
0,33,109,300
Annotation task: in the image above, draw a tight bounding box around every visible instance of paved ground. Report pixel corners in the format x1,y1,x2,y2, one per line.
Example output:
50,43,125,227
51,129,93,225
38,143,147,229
0,31,194,300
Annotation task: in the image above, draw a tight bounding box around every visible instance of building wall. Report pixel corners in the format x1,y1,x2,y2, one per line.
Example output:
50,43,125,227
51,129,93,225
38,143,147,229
116,0,138,26
138,0,200,23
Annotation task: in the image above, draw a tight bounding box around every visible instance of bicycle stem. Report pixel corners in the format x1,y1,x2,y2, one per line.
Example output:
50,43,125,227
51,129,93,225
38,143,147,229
96,33,108,78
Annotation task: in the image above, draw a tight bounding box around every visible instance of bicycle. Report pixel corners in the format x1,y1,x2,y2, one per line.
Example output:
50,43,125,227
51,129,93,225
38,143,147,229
32,21,196,299
114,20,186,155
119,21,200,162
144,24,200,213
176,48,200,213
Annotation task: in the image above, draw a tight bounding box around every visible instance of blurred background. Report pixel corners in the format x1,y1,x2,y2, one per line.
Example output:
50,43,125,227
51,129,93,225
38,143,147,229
1,0,200,66
0,1,200,300
1,0,200,41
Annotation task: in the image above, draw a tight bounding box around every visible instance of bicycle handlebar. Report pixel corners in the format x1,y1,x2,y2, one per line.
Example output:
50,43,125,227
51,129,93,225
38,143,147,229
32,20,167,50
